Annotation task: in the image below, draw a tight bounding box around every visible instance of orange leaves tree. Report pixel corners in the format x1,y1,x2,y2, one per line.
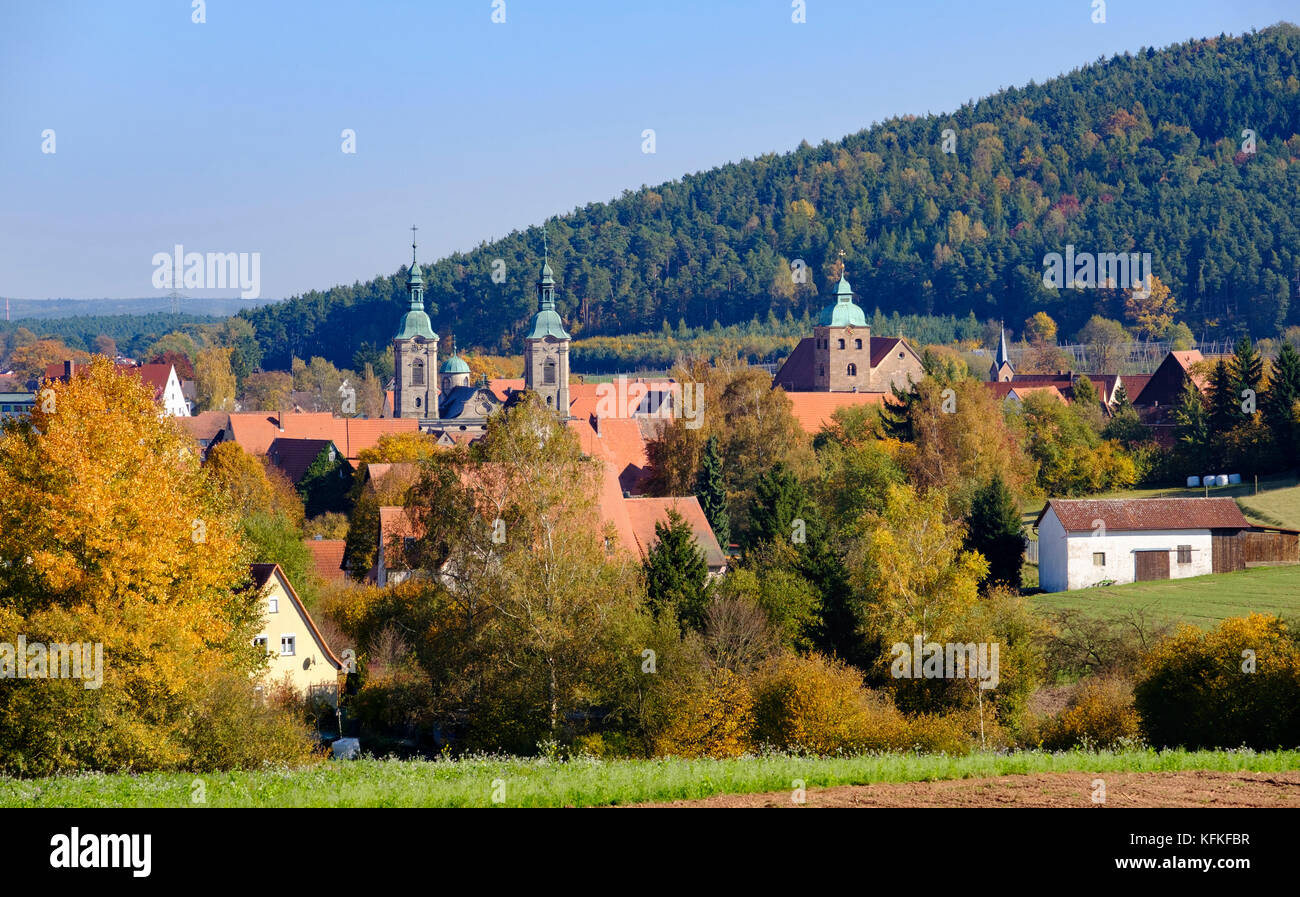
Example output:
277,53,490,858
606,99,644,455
0,358,310,774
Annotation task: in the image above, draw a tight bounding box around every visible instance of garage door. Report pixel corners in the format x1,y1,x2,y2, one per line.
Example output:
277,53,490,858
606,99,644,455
1134,550,1170,581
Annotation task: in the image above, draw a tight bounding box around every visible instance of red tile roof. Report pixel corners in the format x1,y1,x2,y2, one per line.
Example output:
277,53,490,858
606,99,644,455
622,496,727,570
224,412,417,459
783,391,888,435
1037,497,1250,532
305,539,348,582
46,360,177,402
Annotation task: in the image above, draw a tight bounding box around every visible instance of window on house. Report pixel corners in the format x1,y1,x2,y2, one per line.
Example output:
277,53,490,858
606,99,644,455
403,536,417,556
267,597,278,613
855,339,862,349
412,359,424,386
847,363,858,377
838,339,845,349
253,635,268,651
818,365,825,377
1177,545,1192,564
1092,552,1105,566
280,635,296,656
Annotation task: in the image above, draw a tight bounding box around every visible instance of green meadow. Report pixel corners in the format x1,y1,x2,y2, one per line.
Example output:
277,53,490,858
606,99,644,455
3,749,1297,808
1032,556,1300,629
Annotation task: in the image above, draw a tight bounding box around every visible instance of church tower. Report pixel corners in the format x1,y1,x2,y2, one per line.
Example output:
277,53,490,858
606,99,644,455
812,268,870,391
990,324,1014,382
393,230,439,419
523,234,571,414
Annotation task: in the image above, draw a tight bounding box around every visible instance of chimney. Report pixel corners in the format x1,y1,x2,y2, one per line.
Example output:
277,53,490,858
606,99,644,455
277,410,284,433
64,359,75,381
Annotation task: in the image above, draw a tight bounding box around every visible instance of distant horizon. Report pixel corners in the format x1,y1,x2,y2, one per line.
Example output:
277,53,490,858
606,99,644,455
2,2,1294,302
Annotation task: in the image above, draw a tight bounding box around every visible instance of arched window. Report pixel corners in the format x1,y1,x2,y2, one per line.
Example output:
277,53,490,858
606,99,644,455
837,339,845,349
543,357,557,385
847,363,858,377
855,339,863,349
411,358,424,386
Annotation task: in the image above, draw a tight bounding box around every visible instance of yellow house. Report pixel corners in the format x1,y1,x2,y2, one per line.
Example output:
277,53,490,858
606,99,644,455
250,563,344,704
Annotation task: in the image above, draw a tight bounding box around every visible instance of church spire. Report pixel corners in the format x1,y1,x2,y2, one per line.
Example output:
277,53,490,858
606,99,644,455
406,224,426,311
996,323,1011,366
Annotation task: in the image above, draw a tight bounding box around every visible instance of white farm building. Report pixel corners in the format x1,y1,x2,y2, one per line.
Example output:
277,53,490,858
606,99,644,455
1034,497,1268,592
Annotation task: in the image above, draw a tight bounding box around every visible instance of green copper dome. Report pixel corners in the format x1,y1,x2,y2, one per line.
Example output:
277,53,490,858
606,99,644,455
407,262,424,285
525,308,571,340
818,273,867,327
395,309,437,341
440,354,471,374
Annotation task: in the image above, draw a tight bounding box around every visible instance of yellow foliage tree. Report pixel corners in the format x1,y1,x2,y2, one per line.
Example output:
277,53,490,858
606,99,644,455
1124,274,1178,341
0,358,311,773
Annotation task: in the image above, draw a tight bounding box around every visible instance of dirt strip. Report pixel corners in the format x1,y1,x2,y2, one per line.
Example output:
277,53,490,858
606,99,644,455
637,771,1300,807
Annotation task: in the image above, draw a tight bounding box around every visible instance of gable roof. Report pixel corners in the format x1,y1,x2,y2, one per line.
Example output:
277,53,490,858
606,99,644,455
46,360,178,402
869,336,907,368
178,410,230,445
249,563,343,670
772,338,817,392
622,496,727,570
1037,497,1250,533
566,382,652,494
224,412,417,459
267,437,339,484
305,538,348,582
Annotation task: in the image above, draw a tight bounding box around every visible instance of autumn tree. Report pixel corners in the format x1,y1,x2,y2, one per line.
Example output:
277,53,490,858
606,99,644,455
1124,275,1177,341
195,346,236,411
240,371,294,411
0,358,311,773
93,334,118,358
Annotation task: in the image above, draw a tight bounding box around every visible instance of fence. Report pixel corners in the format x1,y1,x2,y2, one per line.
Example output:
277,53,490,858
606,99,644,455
1006,339,1260,374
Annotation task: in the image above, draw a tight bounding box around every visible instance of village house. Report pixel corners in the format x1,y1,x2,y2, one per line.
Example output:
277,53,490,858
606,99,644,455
249,563,344,703
1035,497,1298,592
46,359,191,417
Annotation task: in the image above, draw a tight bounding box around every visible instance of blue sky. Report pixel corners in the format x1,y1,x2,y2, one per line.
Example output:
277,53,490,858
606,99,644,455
1,0,1293,306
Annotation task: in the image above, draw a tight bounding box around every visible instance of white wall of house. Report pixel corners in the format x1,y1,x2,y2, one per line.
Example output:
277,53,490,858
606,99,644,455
1037,507,1214,591
161,367,191,417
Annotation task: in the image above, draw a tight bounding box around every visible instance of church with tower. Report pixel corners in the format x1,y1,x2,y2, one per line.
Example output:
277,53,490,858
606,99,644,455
771,266,924,394
390,230,571,438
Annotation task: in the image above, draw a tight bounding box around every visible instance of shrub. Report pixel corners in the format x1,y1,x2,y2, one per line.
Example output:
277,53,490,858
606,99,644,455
751,652,910,753
652,666,754,759
1135,614,1300,749
1041,676,1142,750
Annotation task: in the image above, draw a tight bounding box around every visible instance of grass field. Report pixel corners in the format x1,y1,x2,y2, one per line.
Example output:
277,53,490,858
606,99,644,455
1032,562,1300,628
2,749,1298,808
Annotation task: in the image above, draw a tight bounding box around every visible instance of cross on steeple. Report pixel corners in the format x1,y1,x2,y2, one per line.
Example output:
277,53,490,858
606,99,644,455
411,225,419,266
543,223,549,264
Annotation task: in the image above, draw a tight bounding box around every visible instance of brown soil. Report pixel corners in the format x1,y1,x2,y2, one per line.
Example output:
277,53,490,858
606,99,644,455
637,771,1300,808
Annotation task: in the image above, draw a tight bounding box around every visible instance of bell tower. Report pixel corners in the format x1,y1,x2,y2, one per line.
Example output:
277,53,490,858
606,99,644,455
392,227,439,419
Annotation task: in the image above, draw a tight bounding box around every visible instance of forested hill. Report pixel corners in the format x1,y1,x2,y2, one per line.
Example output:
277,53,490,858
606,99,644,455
243,24,1300,371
